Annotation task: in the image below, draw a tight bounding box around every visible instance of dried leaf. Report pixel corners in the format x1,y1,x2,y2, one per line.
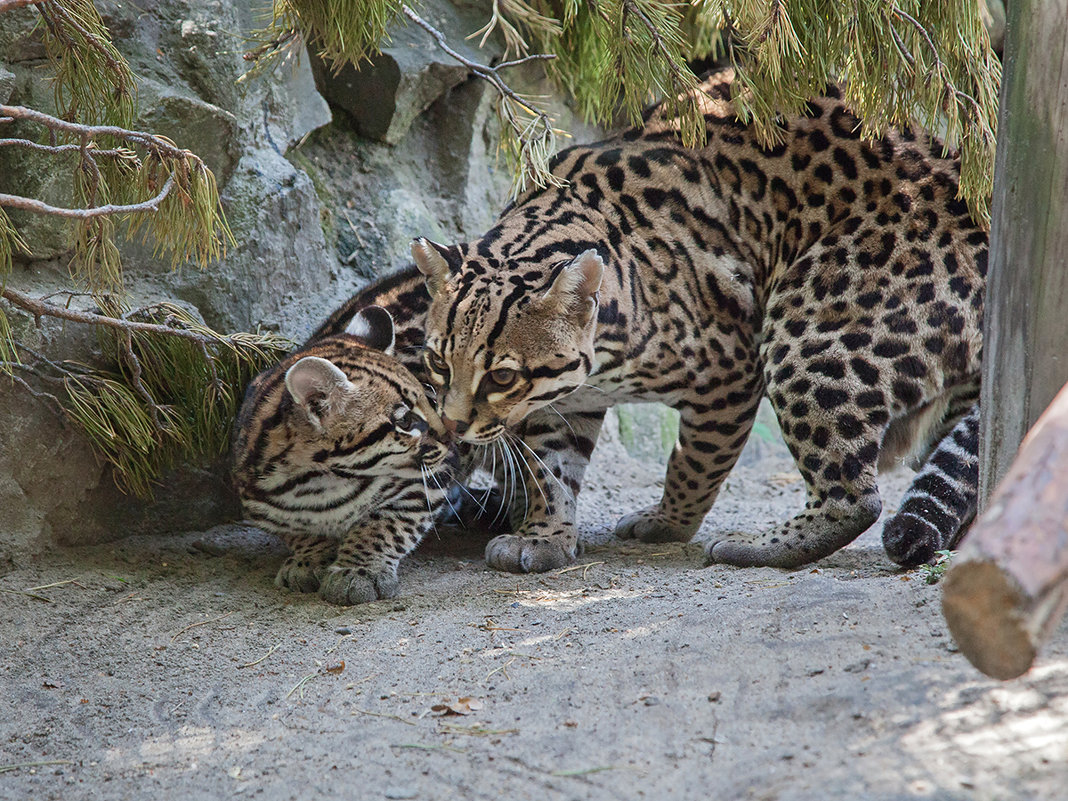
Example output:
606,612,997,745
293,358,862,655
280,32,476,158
430,697,484,716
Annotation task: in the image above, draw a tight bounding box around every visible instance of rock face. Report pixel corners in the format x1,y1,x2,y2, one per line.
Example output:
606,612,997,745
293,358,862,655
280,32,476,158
0,0,609,562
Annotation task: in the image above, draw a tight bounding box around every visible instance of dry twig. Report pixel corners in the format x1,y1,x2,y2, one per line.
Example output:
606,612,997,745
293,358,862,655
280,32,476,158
169,611,234,643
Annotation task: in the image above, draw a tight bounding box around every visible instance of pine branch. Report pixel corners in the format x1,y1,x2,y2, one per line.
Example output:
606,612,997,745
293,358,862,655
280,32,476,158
0,105,193,160
2,288,294,497
399,4,562,196
0,138,134,159
30,0,136,127
39,1,130,90
2,286,228,348
889,5,983,123
0,103,234,282
5,364,70,422
0,175,175,219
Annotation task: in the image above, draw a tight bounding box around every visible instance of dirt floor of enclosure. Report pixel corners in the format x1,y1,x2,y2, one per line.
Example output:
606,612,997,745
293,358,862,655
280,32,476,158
2,428,1067,801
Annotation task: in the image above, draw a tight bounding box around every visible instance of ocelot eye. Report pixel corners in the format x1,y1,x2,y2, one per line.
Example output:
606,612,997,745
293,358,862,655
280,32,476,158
425,351,448,375
488,368,518,388
392,406,425,435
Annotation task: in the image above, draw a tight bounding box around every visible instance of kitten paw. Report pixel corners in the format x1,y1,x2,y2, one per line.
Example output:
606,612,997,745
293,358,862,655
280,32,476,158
614,507,697,543
275,536,337,593
485,533,576,573
275,558,327,593
318,566,399,606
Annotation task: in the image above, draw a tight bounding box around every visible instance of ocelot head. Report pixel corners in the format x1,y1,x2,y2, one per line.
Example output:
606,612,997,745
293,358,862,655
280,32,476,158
412,238,603,443
232,306,451,537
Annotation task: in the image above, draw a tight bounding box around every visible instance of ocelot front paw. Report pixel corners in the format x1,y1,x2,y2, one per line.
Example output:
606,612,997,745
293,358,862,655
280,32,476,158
614,506,698,543
485,530,579,573
318,565,399,606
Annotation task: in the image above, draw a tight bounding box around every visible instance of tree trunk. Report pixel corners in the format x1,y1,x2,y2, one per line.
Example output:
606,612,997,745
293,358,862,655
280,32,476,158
942,381,1068,680
979,0,1068,504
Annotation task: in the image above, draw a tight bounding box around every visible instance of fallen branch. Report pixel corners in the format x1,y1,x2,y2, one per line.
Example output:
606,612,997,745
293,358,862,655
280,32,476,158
942,381,1068,679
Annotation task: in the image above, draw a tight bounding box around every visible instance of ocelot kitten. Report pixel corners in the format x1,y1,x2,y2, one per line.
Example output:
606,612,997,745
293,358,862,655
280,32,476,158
233,273,455,605
413,68,985,573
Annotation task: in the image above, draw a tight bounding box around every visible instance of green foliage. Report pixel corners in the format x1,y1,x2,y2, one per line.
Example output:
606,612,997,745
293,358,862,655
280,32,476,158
720,0,1000,224
258,0,999,222
36,0,137,127
0,209,24,378
530,1,711,147
266,0,406,72
0,207,28,282
0,1,273,498
64,305,293,498
125,151,236,270
918,549,955,584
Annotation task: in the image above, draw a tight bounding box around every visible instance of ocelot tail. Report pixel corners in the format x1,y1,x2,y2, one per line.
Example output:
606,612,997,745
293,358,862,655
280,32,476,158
232,273,457,606
413,68,985,573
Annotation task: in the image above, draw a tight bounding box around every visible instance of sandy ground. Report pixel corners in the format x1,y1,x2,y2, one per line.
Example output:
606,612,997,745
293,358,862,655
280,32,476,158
2,422,1067,801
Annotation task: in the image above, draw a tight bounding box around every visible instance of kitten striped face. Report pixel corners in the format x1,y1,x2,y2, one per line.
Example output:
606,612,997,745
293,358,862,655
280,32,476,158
413,239,603,443
233,308,450,539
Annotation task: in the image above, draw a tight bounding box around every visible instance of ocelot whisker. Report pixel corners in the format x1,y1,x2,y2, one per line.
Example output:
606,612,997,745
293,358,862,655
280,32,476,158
497,435,526,522
508,430,569,498
496,438,519,526
419,465,443,539
427,463,460,526
544,403,578,443
453,477,490,519
503,430,550,509
486,440,507,525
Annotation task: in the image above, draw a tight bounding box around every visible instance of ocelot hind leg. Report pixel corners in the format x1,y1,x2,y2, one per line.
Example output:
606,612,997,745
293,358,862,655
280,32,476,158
707,344,888,568
276,534,338,593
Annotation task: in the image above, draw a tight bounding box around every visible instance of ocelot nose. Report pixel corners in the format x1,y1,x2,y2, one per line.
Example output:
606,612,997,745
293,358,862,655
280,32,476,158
442,416,469,438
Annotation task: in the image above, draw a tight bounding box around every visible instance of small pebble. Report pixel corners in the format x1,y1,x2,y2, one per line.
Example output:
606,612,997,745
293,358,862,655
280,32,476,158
707,691,721,702
335,627,352,635
384,787,418,800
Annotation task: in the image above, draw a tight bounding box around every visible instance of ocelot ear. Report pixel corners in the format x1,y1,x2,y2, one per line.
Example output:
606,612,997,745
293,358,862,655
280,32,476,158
284,356,351,428
412,238,460,297
345,305,395,355
542,249,604,324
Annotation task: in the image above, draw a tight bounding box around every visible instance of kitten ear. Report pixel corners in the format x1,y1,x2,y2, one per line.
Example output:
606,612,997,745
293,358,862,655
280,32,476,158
345,305,395,355
543,249,604,323
412,238,459,297
285,356,351,428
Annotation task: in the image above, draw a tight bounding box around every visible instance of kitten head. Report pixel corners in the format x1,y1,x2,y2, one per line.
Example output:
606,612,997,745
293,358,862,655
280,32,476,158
413,238,603,443
233,306,449,537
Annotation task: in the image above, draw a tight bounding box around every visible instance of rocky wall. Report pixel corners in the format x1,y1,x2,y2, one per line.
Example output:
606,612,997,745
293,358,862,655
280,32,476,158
0,0,600,563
